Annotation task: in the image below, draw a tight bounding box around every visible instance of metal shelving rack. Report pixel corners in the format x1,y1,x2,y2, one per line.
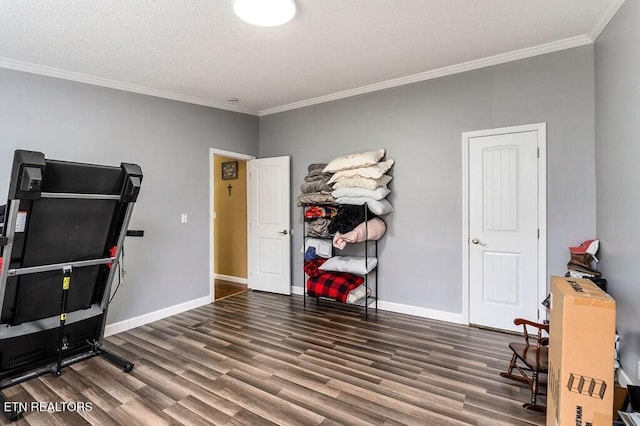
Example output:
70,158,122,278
302,203,378,317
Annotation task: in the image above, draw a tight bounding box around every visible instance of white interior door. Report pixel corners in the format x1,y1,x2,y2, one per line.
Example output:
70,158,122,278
467,125,545,332
247,156,291,294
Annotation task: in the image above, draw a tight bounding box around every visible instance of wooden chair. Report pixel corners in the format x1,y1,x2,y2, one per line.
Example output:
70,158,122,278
500,318,549,412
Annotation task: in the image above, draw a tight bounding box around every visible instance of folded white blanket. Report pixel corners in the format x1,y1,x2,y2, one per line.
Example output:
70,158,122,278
336,197,394,215
304,238,333,258
347,285,367,304
331,186,390,200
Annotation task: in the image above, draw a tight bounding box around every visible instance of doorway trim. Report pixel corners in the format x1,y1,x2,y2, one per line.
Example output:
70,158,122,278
209,148,255,302
461,123,547,325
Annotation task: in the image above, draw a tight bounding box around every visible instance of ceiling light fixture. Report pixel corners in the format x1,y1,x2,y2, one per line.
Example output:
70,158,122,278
233,0,296,27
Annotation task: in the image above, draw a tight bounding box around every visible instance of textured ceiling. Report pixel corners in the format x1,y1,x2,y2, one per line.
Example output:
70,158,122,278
0,0,624,115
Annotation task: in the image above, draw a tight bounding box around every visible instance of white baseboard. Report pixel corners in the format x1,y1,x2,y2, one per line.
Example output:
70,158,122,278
105,295,212,337
618,367,636,387
214,274,248,285
293,286,464,324
104,320,131,337
376,300,465,324
107,288,465,337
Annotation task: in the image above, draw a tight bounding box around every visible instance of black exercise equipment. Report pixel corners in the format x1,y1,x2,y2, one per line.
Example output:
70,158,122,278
0,150,142,421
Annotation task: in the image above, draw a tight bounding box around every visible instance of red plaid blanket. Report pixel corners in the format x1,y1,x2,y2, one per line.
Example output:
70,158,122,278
306,272,364,303
304,258,328,277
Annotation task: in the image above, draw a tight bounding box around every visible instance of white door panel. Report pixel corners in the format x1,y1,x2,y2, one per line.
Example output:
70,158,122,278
467,127,542,332
248,156,291,294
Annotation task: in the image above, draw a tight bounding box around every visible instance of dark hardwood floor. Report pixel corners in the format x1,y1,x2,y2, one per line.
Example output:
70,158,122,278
214,279,248,301
1,291,546,425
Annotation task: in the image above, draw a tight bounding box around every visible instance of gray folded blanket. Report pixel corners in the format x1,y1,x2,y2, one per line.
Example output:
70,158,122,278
306,218,332,238
304,172,333,182
307,163,328,175
301,180,334,193
296,192,336,207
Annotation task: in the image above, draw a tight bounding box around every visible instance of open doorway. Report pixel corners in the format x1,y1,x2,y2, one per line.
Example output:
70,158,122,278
210,149,254,301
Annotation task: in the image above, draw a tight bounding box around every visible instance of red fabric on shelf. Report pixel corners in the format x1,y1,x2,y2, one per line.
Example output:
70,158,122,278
306,272,364,303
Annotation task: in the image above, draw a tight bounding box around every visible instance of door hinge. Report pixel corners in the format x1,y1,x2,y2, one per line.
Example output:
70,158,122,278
537,147,540,158
537,228,540,239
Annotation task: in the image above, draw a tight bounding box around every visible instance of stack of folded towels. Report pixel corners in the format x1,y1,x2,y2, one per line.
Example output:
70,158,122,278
296,163,335,206
323,148,394,216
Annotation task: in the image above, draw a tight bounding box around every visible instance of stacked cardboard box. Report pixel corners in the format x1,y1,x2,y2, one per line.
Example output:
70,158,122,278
547,276,616,426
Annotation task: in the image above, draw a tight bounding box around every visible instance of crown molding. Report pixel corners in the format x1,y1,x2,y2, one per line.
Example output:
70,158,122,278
259,0,624,116
589,0,626,41
259,34,593,116
0,57,260,116
1,0,622,120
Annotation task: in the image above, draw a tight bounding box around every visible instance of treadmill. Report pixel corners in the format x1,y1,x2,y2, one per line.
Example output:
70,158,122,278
0,150,142,421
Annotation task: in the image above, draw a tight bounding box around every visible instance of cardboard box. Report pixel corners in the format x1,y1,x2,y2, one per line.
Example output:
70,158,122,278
612,385,629,420
546,276,616,426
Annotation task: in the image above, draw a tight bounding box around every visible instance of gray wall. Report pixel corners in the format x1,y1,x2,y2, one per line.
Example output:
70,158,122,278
260,45,596,314
0,35,614,374
0,68,259,324
595,0,640,384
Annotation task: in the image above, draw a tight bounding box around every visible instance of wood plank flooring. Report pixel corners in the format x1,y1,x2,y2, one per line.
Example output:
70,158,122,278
214,280,248,301
1,291,546,425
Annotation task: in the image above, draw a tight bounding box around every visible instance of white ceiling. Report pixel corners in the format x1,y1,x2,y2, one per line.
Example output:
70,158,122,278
0,0,624,116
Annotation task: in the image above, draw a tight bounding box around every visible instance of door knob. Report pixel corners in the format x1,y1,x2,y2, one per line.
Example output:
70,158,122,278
471,238,486,247
278,230,288,235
